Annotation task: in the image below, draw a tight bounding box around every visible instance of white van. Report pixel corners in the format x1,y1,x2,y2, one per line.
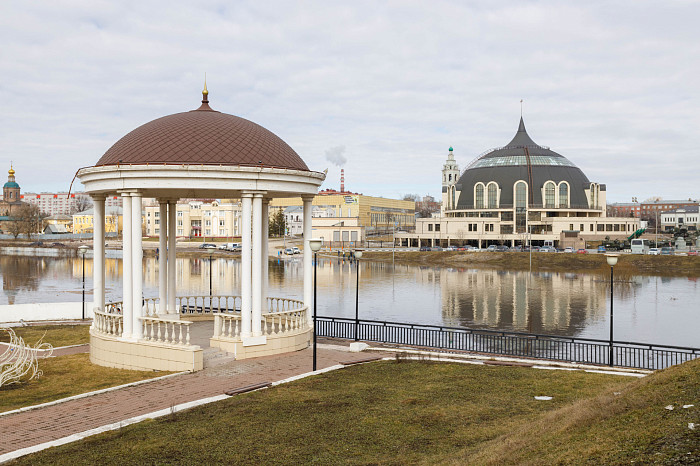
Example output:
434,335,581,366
225,243,241,251
631,239,650,254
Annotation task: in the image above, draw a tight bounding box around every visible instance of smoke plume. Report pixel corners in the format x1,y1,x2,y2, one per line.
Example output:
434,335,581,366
324,145,347,167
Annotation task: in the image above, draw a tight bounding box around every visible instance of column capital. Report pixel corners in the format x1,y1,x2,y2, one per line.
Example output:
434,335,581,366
90,194,107,201
301,195,315,202
118,190,141,196
242,190,266,198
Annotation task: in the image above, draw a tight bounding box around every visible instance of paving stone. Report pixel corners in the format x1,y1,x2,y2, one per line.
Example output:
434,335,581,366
0,346,377,455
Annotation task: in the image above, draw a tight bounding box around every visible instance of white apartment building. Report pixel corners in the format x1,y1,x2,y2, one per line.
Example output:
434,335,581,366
23,192,122,216
660,206,700,231
281,205,335,236
144,199,242,238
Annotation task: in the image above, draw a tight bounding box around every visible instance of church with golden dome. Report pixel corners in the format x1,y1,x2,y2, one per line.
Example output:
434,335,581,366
0,165,26,216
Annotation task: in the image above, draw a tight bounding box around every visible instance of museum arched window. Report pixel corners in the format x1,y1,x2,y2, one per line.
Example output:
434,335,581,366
475,184,484,208
558,182,569,208
487,183,498,208
544,181,555,208
515,181,527,233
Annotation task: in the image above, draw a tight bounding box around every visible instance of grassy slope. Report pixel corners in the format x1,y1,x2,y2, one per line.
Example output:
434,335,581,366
0,353,167,413
363,250,700,277
454,357,700,465
12,361,631,465
0,325,90,348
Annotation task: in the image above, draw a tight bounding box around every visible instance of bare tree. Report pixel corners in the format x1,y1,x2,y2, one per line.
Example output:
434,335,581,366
402,194,420,202
70,196,93,214
10,205,45,239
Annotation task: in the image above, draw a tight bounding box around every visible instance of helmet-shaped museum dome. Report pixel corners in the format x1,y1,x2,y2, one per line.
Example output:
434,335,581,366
455,118,591,208
95,88,309,171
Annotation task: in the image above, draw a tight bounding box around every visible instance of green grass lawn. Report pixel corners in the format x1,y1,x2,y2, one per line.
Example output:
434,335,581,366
0,353,168,413
0,324,90,348
11,359,681,465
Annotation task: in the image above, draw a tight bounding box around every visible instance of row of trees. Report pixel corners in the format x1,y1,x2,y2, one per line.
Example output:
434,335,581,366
3,205,47,239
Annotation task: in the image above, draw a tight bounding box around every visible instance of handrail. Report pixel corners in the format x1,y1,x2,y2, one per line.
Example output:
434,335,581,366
315,316,699,370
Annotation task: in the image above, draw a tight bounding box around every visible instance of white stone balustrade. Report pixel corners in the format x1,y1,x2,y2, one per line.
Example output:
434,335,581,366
213,313,242,339
141,317,192,346
93,309,124,337
263,307,307,335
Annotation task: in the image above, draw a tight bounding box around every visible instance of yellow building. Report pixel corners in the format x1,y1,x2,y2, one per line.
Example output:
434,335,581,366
269,190,415,234
72,207,127,234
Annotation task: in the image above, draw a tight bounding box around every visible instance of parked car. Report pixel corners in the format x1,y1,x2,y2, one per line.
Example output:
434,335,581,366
597,246,606,253
292,247,301,254
688,250,698,256
661,247,674,255
486,245,497,252
511,246,522,252
539,246,556,253
226,242,242,251
199,243,217,249
495,245,509,252
564,247,575,253
218,243,228,250
648,248,661,255
576,249,588,254
419,246,431,251
284,248,294,255
432,246,443,251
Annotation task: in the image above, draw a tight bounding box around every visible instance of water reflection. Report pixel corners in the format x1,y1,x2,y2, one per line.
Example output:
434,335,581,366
1,255,698,347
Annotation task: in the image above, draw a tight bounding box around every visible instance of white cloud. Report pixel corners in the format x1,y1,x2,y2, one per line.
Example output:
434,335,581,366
0,0,698,202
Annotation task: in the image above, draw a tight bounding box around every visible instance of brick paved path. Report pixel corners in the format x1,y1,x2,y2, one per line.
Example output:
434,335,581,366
0,346,375,456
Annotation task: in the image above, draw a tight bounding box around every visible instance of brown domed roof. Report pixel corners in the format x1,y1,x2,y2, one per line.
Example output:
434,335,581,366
95,96,309,171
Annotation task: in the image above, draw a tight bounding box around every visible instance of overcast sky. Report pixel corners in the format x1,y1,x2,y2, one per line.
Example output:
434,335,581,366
1,1,698,203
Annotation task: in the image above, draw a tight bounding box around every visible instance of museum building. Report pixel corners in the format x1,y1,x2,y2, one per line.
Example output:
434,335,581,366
398,118,639,249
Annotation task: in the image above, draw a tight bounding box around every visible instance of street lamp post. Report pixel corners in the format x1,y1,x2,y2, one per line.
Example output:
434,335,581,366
209,254,213,302
606,254,619,366
77,245,89,320
353,249,364,341
308,238,323,371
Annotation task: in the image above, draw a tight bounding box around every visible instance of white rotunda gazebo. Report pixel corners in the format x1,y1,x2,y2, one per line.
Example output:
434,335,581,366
77,86,325,372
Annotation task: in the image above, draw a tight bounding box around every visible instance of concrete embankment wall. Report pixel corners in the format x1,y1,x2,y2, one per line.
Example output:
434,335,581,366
0,302,91,324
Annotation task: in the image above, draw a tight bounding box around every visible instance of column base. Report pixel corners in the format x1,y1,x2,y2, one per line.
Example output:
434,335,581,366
242,335,267,347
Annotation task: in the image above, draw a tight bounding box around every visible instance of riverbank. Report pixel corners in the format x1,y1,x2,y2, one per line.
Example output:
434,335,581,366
361,250,700,277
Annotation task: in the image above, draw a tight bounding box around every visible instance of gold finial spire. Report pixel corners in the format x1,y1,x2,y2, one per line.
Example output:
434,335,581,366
203,73,208,96
8,162,14,176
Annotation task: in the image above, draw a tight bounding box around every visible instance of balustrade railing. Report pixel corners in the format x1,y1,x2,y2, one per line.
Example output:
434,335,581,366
263,307,307,336
141,317,192,346
93,309,124,337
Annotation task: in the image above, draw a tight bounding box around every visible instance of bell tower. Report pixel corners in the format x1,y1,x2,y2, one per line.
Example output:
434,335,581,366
441,147,460,212
3,165,20,203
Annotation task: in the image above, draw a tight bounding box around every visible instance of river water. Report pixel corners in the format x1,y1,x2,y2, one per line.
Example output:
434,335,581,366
1,254,698,348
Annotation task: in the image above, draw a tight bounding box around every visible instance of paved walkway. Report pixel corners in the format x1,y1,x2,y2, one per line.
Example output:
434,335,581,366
0,345,375,456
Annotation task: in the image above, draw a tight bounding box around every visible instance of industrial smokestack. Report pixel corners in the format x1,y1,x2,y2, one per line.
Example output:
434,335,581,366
341,168,345,192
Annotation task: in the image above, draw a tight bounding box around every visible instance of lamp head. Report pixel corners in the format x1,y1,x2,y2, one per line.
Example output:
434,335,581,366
354,249,364,259
605,254,619,267
309,238,323,252
77,245,89,257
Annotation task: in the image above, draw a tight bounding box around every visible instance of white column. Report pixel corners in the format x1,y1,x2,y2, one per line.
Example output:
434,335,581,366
302,195,313,325
131,192,143,340
241,193,253,338
92,195,105,320
261,198,270,313
168,200,177,315
158,200,167,316
252,193,263,337
121,193,133,339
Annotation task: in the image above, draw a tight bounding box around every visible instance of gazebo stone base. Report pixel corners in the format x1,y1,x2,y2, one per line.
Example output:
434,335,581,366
209,327,311,360
90,333,203,372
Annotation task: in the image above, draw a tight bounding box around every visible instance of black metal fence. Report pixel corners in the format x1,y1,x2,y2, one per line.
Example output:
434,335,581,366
316,316,699,370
